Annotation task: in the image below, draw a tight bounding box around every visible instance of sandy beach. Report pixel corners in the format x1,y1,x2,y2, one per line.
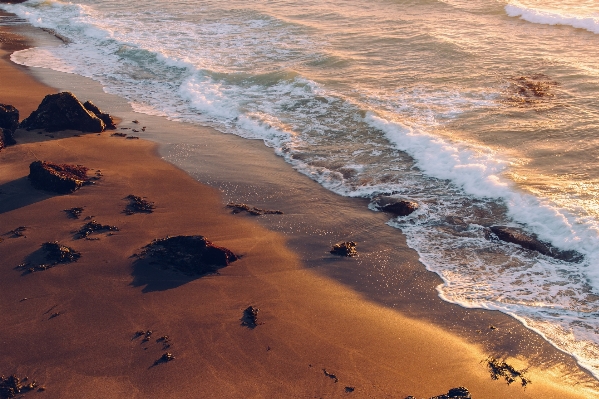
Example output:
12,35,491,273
1,13,598,399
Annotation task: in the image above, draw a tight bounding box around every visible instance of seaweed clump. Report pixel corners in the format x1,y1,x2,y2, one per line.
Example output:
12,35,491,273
0,374,39,399
139,235,238,276
125,195,155,215
29,161,89,194
227,203,284,216
486,357,530,387
76,220,119,239
330,241,358,257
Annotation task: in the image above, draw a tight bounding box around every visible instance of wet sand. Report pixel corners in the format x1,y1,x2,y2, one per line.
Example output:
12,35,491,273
0,14,597,399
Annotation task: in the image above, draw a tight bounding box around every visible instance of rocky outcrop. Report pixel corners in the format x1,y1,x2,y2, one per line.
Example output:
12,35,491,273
28,161,89,194
0,103,19,146
20,92,105,132
139,235,239,276
372,195,419,217
83,101,116,130
489,226,583,263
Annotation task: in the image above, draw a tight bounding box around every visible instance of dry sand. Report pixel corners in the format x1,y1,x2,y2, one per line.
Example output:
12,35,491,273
0,18,597,399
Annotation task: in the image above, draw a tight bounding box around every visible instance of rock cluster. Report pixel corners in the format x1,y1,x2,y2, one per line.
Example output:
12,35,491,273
404,386,471,399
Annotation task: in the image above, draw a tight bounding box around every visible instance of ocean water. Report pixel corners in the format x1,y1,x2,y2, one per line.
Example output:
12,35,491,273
3,0,599,379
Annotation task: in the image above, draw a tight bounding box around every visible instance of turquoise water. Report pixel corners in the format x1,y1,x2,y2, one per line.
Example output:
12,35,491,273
3,0,599,379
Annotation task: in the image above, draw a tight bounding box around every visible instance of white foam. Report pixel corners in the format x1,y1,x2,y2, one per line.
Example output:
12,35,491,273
506,2,599,34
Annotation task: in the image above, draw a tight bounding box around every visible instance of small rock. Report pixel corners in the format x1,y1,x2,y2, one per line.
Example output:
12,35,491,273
241,306,260,328
331,242,358,257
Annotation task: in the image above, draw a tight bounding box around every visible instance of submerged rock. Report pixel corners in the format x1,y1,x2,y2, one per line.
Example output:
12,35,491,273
0,103,19,146
330,241,358,257
29,161,89,194
139,235,238,276
83,101,116,130
489,226,583,263
372,196,419,217
20,92,105,132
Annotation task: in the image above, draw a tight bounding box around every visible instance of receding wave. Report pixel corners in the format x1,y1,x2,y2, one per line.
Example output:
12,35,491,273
506,2,599,34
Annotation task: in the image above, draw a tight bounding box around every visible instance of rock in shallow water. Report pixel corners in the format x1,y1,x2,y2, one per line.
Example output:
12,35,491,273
28,161,89,194
20,92,105,132
372,195,419,217
330,241,358,257
489,225,583,263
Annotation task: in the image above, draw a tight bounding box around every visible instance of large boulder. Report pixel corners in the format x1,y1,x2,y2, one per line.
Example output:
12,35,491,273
29,160,89,194
83,100,116,130
139,235,239,276
489,226,583,263
20,92,105,132
0,103,19,146
372,195,419,217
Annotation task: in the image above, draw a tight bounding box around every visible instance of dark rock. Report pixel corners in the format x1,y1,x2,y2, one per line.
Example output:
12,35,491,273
344,387,355,393
331,241,358,257
29,161,89,194
83,101,116,130
405,387,472,399
125,194,155,214
489,226,583,263
20,92,105,132
0,104,19,146
373,196,419,217
139,235,238,276
241,306,260,328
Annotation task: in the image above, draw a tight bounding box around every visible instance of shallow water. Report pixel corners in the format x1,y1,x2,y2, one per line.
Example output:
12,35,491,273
3,0,599,380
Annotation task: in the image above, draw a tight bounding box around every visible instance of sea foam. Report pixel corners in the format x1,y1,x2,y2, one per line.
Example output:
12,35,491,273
506,2,599,34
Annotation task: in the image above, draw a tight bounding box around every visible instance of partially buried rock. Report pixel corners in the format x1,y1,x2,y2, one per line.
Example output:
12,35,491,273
372,195,419,217
139,235,238,276
0,374,39,399
29,161,89,194
0,103,19,146
20,92,105,133
83,101,116,130
76,220,119,239
489,226,583,263
331,241,358,257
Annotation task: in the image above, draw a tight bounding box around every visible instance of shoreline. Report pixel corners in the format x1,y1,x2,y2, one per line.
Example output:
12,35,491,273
0,13,597,398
